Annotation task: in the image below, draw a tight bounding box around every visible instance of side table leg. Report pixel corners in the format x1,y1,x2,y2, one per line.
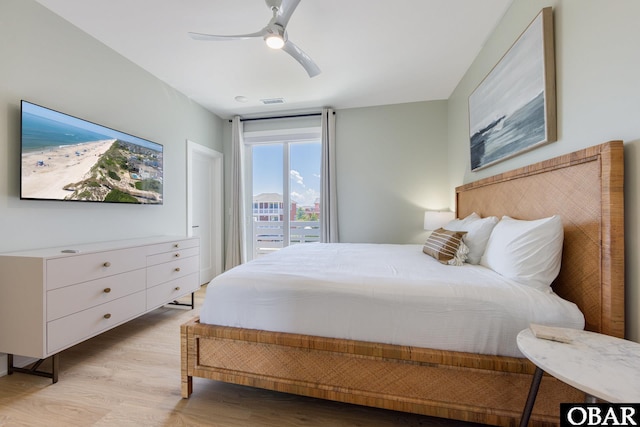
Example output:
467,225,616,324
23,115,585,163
520,367,544,427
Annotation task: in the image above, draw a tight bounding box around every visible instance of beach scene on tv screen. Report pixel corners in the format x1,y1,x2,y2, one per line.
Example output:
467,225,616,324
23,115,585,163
21,102,163,204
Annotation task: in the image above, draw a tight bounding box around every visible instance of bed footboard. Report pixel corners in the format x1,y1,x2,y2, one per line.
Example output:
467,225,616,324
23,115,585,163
181,317,583,427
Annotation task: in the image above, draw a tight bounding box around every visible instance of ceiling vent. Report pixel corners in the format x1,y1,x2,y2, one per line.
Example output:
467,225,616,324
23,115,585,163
260,98,285,105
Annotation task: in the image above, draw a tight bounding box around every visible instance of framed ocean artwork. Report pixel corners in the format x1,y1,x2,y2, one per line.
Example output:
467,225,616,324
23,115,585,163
468,7,556,171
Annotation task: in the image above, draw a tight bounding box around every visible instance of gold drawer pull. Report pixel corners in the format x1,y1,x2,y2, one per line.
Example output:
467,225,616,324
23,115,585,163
174,243,180,248
103,313,111,319
174,267,181,272
174,286,181,291
103,288,111,293
103,261,111,267
174,253,181,258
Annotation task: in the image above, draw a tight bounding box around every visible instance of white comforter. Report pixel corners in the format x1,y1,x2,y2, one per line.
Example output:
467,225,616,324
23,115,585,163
200,243,584,357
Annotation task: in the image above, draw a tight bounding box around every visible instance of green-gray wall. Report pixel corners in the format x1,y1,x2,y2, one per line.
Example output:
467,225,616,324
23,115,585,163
221,0,640,342
0,0,224,373
0,0,224,253
2,0,639,379
336,101,449,244
328,0,640,342
448,0,640,341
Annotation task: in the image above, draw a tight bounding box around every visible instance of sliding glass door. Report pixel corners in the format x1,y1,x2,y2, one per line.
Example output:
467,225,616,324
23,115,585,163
248,140,321,259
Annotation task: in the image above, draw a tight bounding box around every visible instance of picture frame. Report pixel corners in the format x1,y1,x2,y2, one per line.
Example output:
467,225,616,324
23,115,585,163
468,7,556,171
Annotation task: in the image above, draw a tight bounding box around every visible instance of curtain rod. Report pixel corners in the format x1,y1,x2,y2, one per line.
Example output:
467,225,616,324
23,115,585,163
228,111,334,123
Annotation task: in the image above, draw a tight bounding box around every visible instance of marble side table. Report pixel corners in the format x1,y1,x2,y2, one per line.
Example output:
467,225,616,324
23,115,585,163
516,327,640,427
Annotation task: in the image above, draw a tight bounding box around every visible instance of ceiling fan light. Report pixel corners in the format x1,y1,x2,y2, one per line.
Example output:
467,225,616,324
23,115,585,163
265,34,285,49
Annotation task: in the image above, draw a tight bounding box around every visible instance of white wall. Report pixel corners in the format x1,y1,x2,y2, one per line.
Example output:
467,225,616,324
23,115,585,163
447,0,640,341
0,0,224,371
336,101,450,244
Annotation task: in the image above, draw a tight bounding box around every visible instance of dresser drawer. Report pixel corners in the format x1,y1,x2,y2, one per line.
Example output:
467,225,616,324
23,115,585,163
146,238,199,256
47,291,146,355
146,246,199,266
46,269,146,321
46,247,146,290
146,255,199,288
146,273,199,310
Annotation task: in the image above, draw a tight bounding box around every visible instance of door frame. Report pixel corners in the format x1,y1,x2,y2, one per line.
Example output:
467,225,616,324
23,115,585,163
186,139,224,281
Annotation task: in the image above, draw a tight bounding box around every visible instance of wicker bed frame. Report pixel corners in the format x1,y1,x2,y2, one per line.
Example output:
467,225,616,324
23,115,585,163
181,141,624,427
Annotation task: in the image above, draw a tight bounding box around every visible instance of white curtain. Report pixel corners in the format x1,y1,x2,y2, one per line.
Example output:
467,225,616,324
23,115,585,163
320,107,339,243
224,116,246,269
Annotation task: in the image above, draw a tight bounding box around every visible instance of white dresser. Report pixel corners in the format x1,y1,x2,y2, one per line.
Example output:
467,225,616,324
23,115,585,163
0,236,200,368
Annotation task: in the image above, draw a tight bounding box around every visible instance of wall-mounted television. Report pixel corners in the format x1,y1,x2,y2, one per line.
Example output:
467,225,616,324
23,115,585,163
20,100,163,204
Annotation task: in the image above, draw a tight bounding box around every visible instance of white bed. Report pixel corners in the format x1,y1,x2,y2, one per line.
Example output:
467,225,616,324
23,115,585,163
183,141,624,427
200,242,584,358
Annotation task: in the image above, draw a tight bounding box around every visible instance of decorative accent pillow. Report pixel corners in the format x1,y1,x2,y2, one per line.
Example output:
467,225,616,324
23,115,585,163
480,215,564,291
444,213,499,265
423,228,469,266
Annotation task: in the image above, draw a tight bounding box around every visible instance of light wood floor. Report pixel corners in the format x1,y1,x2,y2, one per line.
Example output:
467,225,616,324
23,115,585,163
0,286,488,426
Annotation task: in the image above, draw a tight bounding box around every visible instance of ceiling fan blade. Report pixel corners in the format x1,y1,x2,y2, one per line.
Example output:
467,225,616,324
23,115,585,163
188,29,266,41
274,0,301,27
282,40,321,77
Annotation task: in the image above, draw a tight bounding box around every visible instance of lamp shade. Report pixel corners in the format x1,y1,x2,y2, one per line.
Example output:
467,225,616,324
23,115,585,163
424,210,455,230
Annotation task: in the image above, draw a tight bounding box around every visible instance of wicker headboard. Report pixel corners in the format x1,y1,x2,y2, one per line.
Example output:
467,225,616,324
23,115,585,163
456,141,624,338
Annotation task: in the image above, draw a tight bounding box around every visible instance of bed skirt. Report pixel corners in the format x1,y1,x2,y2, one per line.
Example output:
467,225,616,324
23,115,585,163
181,317,583,426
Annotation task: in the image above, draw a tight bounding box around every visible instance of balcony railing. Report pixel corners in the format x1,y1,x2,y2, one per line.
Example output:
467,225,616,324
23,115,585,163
253,220,320,258
254,208,283,215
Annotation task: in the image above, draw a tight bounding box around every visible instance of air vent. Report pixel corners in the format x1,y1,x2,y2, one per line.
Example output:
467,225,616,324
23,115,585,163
260,98,285,105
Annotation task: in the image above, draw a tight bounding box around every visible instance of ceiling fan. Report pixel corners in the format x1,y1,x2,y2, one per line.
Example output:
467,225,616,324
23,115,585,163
188,0,321,78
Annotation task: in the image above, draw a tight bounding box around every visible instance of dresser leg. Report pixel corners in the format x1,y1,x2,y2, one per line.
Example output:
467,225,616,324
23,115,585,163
52,354,59,383
168,292,195,309
7,353,59,384
520,366,544,427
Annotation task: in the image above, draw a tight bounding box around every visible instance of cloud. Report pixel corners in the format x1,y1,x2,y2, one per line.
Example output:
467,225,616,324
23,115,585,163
289,170,320,206
290,170,304,186
290,191,302,203
291,188,320,207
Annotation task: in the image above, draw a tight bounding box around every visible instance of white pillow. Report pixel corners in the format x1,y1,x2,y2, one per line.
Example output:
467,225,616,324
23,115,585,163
480,215,564,291
445,212,499,264
445,212,480,229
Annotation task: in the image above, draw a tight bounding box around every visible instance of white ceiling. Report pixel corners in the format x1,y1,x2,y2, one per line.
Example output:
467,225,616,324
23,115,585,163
34,0,513,119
